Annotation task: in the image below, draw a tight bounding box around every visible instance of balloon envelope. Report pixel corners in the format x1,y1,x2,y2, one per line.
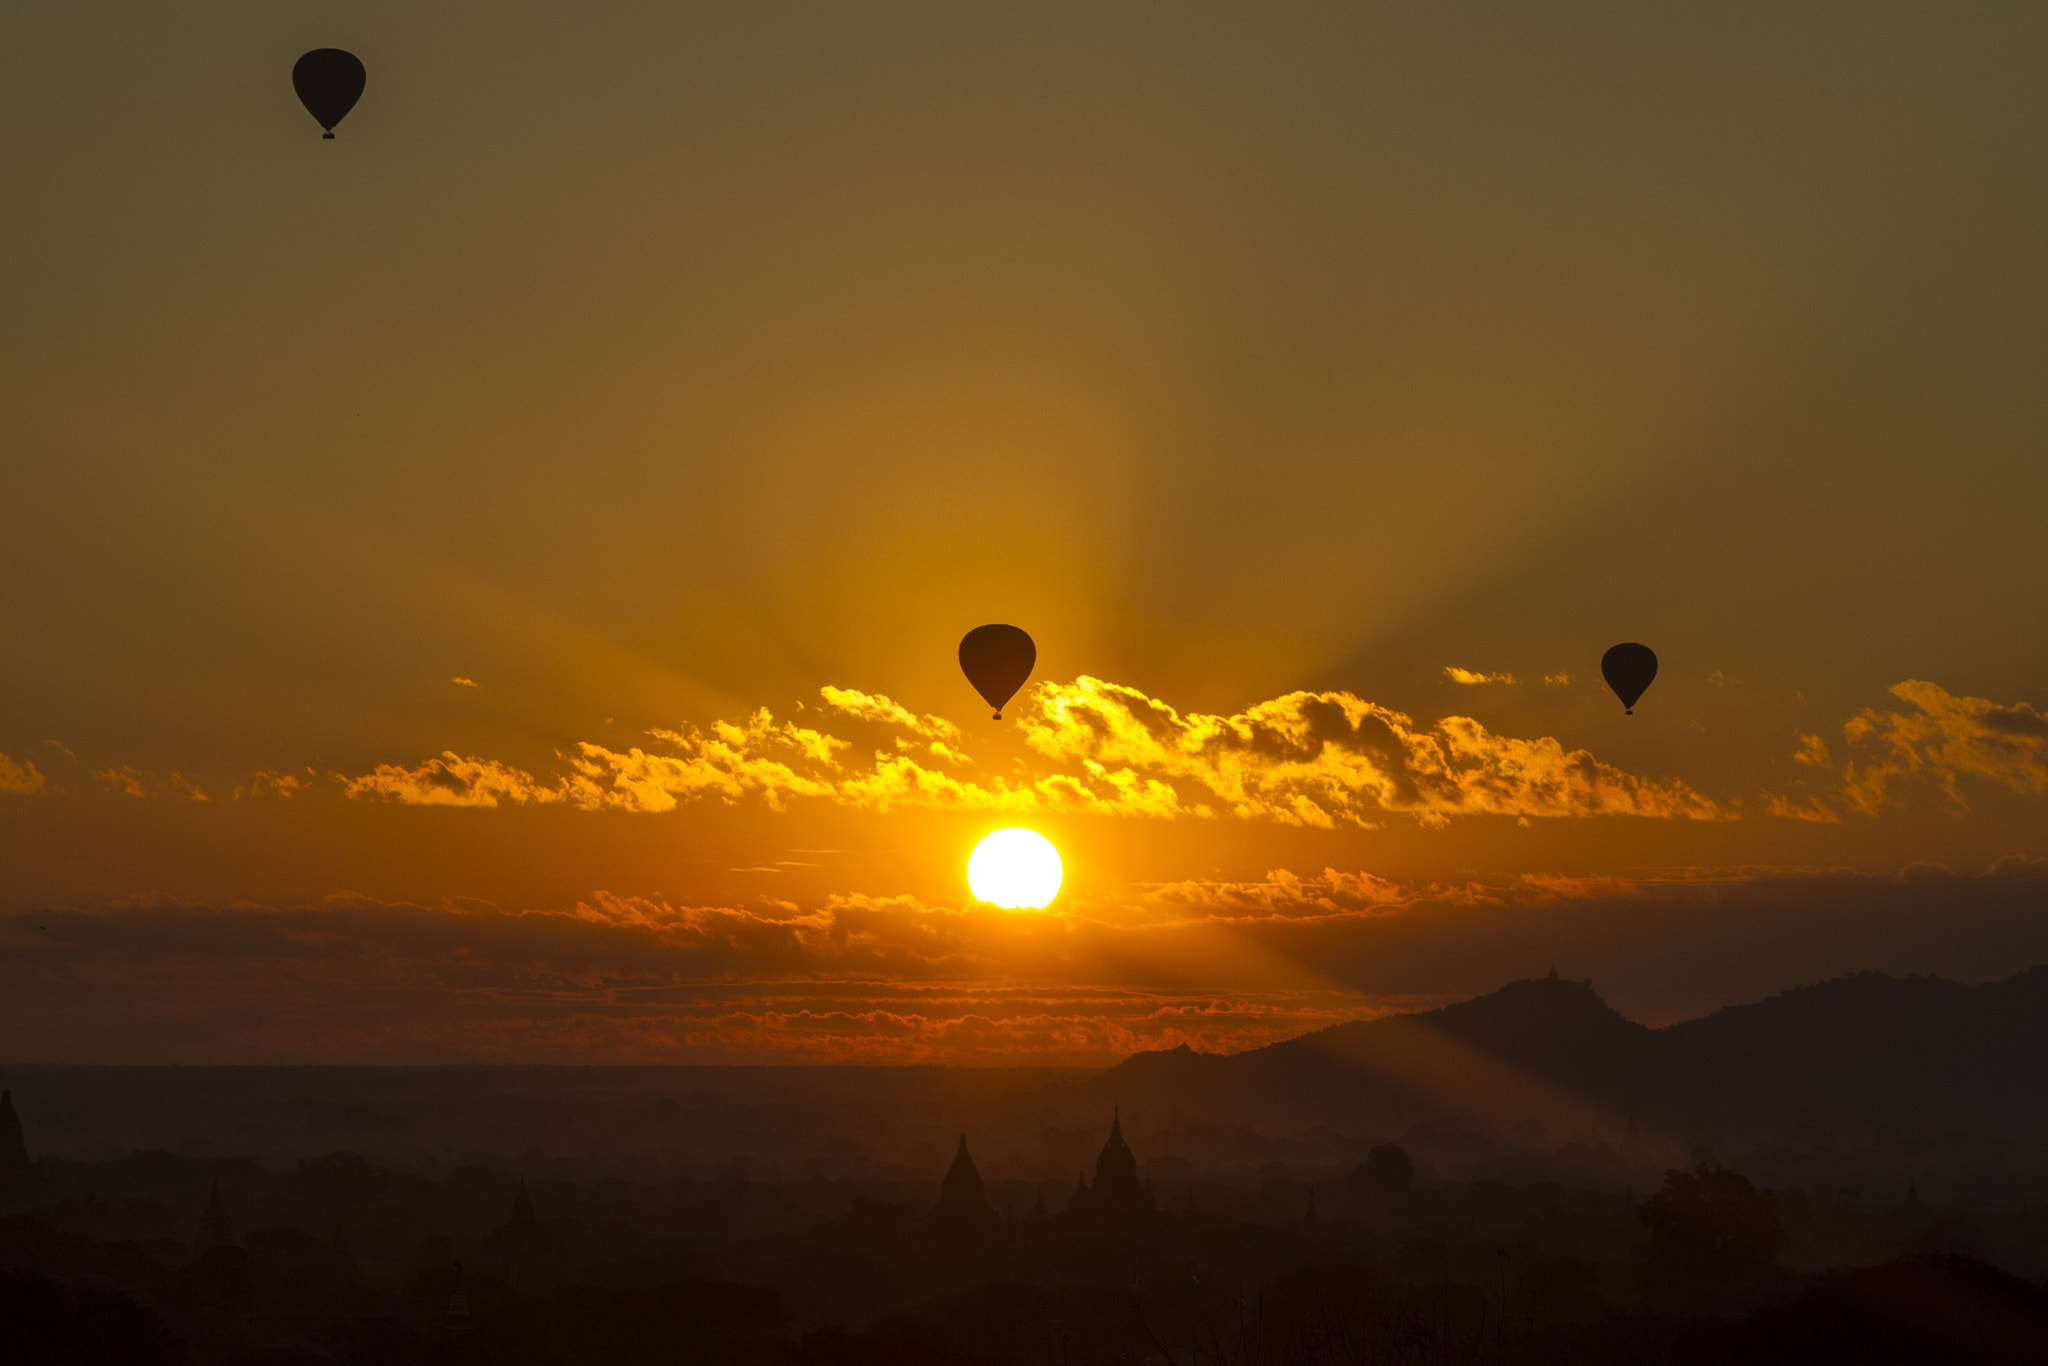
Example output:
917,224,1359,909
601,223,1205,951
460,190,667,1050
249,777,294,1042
959,625,1036,719
293,49,366,137
1601,643,1658,714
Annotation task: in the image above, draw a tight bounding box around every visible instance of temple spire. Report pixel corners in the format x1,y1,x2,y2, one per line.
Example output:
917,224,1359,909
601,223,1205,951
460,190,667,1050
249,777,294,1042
929,1133,998,1237
1069,1109,1152,1221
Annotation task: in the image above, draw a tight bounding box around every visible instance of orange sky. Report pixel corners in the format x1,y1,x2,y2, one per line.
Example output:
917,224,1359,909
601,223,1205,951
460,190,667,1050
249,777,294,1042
2,3,2045,1062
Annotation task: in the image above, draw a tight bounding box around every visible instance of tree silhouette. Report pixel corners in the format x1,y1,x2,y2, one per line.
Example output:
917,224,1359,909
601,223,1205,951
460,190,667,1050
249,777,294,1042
1639,1161,1788,1314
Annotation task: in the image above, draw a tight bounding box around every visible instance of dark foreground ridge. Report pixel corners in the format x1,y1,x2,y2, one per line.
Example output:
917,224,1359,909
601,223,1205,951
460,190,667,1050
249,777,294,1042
3,1079,2048,1363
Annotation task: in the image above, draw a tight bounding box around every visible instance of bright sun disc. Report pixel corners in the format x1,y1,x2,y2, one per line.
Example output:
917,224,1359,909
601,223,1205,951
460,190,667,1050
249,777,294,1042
967,828,1063,909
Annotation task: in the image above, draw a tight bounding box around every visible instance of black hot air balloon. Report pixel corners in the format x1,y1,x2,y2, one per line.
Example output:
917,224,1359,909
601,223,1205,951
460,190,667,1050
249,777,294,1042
1601,643,1658,714
959,625,1036,720
293,49,366,139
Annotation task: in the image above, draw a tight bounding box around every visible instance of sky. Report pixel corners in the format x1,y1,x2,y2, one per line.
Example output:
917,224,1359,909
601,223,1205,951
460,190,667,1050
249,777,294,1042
3,2,2046,1064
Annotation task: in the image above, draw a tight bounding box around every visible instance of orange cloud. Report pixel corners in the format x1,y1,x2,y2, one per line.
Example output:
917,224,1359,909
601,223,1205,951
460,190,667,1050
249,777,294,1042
0,890,1384,1064
1445,666,1516,685
344,677,1724,827
10,861,2046,1062
89,765,210,801
1137,868,1409,922
0,752,43,795
96,765,148,798
1763,792,1840,823
1772,681,2048,818
341,752,562,808
232,770,305,801
1020,677,1726,827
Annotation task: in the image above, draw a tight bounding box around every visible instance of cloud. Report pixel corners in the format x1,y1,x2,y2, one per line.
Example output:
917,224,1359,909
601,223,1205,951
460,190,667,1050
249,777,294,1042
6,861,2046,1062
344,677,1724,828
1137,868,1410,922
816,685,960,743
1019,677,1726,827
574,695,1016,815
1763,792,1840,823
343,689,1000,815
1079,860,2048,1026
233,770,304,801
340,753,556,808
0,889,1384,1064
89,765,210,801
1543,673,1571,686
450,676,478,687
96,766,148,798
1445,666,1516,685
0,753,43,795
562,889,993,978
1773,681,2048,817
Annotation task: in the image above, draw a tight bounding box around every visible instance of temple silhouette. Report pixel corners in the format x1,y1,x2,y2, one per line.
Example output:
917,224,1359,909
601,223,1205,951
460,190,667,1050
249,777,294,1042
924,1111,1156,1240
927,1133,999,1237
1063,1108,1155,1226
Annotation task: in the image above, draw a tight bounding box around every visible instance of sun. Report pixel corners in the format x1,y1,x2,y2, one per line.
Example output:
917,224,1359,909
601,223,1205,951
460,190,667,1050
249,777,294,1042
966,827,1064,909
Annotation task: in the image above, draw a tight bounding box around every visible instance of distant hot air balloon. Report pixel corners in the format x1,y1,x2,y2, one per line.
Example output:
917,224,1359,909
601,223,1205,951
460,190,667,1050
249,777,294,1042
1601,643,1658,714
959,625,1036,720
293,49,366,139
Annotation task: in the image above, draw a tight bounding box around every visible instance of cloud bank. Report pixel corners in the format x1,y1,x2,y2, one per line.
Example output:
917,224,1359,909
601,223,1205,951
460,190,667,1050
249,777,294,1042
344,678,1724,828
1776,681,2048,818
0,891,1378,1065
3,860,2043,1063
1018,678,1722,826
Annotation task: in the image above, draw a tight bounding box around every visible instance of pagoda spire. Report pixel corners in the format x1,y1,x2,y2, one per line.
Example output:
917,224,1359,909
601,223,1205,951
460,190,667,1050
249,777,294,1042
1069,1108,1149,1221
929,1133,998,1236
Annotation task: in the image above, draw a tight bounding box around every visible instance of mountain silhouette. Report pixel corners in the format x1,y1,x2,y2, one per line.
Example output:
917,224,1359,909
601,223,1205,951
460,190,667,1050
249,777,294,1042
1652,965,2048,1129
1087,966,2048,1144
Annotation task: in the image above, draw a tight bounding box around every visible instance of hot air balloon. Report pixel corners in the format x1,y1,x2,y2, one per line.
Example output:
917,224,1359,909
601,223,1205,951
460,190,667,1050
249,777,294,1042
1601,643,1658,714
293,49,366,139
959,625,1035,720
